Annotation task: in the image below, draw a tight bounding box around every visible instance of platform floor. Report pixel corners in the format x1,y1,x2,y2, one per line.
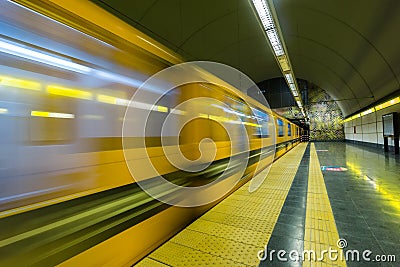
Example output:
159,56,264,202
135,142,399,267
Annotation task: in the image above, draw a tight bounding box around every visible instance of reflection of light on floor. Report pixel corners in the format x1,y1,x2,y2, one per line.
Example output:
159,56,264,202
363,175,379,190
346,162,400,214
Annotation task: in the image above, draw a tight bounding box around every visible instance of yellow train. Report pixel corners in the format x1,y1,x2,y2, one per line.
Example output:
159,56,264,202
0,0,302,265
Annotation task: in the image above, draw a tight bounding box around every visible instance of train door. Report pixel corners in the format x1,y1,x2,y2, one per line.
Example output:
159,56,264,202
0,101,27,203
0,100,29,174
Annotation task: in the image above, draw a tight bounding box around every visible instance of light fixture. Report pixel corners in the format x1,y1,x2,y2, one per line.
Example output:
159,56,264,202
360,108,374,116
251,0,284,56
0,75,41,91
250,0,306,117
296,100,303,108
284,73,294,84
0,39,91,74
341,96,400,123
375,96,400,111
31,110,75,119
47,85,93,100
252,0,274,29
266,29,284,56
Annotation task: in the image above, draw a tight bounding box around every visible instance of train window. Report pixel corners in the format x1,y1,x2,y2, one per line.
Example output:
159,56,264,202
288,123,291,136
29,96,75,145
30,116,74,144
277,118,284,137
252,108,269,138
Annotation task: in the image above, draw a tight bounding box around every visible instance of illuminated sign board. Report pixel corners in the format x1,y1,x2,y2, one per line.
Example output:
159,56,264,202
382,113,398,137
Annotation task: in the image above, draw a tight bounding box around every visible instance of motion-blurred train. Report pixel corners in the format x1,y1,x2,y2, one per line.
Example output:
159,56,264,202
0,0,302,265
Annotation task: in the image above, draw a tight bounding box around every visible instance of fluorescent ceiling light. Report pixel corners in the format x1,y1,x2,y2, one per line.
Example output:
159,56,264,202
252,0,274,30
375,96,400,111
252,0,284,56
343,96,400,123
289,84,299,97
266,29,284,56
285,73,294,84
251,0,306,118
0,39,91,74
361,108,374,116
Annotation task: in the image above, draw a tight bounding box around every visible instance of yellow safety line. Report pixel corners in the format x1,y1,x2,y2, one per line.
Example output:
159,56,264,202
303,144,346,267
136,143,308,267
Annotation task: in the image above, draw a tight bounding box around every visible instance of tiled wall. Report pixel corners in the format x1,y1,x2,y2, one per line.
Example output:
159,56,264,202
308,87,344,141
344,103,400,146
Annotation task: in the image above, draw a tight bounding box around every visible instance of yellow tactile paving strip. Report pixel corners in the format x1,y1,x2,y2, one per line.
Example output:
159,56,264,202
303,144,346,267
135,143,308,267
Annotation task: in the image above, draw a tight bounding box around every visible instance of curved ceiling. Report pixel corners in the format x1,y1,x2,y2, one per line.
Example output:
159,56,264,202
91,0,400,117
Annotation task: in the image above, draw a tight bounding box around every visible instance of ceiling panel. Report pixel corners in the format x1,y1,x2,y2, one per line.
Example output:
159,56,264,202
92,0,400,117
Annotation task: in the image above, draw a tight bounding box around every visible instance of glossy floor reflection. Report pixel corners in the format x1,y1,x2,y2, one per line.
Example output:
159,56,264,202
260,144,310,267
315,142,400,267
135,142,399,266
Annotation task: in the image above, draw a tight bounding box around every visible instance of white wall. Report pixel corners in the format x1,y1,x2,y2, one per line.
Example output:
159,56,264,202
344,103,400,146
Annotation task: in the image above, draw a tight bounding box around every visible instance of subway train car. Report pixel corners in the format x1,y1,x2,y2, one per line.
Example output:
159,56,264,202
0,0,301,265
